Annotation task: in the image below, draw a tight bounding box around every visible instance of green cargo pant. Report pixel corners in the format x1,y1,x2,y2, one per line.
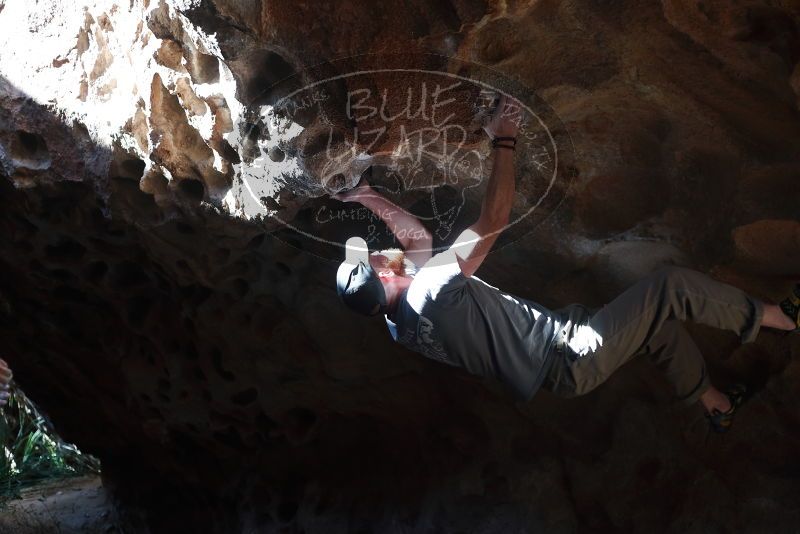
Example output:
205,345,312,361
543,266,764,406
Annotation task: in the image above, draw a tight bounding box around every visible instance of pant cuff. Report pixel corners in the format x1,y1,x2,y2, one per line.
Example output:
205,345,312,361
740,298,765,344
675,365,712,407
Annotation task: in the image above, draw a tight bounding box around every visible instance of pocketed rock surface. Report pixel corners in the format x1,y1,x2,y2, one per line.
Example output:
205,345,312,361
0,0,799,532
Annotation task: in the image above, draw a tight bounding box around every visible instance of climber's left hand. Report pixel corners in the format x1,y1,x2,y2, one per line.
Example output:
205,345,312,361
483,94,523,140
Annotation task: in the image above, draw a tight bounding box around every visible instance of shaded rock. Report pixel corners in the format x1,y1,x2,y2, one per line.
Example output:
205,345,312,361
732,219,800,276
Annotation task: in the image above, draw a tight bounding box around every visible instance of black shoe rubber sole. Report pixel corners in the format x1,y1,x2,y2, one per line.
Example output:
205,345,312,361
706,384,747,433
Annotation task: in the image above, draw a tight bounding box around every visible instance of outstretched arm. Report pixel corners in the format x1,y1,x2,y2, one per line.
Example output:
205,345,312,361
334,182,433,267
448,94,522,278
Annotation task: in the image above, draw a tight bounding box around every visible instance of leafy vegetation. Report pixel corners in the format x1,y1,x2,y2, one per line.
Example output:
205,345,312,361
1,382,100,503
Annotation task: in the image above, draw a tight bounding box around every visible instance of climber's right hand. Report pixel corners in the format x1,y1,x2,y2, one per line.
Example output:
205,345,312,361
483,94,523,140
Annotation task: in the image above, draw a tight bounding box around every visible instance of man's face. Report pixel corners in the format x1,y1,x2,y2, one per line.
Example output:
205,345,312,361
369,249,405,277
368,251,388,272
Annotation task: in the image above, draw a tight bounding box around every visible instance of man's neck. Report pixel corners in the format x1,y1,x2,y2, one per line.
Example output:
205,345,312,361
388,287,410,318
384,277,412,317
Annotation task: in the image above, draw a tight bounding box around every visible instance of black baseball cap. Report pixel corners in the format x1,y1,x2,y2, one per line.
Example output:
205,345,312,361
336,237,387,316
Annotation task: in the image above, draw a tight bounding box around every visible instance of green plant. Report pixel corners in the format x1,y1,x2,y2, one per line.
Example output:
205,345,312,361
0,382,100,503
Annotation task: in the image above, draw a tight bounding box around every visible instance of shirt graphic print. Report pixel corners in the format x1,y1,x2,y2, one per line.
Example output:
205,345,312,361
397,314,452,366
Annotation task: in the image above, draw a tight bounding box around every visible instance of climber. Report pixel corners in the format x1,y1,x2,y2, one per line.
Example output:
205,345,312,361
0,358,11,408
334,95,799,432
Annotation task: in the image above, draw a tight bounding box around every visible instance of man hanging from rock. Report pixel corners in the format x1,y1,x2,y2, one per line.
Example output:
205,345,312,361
333,95,799,432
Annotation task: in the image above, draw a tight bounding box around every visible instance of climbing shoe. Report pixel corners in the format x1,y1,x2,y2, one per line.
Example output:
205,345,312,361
706,384,748,433
778,283,800,332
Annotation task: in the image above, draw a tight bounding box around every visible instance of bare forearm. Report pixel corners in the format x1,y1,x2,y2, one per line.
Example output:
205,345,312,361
478,148,515,229
448,95,521,277
357,193,432,248
450,146,516,275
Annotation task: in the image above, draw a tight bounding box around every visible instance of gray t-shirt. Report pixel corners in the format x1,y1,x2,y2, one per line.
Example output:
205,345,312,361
385,251,560,401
